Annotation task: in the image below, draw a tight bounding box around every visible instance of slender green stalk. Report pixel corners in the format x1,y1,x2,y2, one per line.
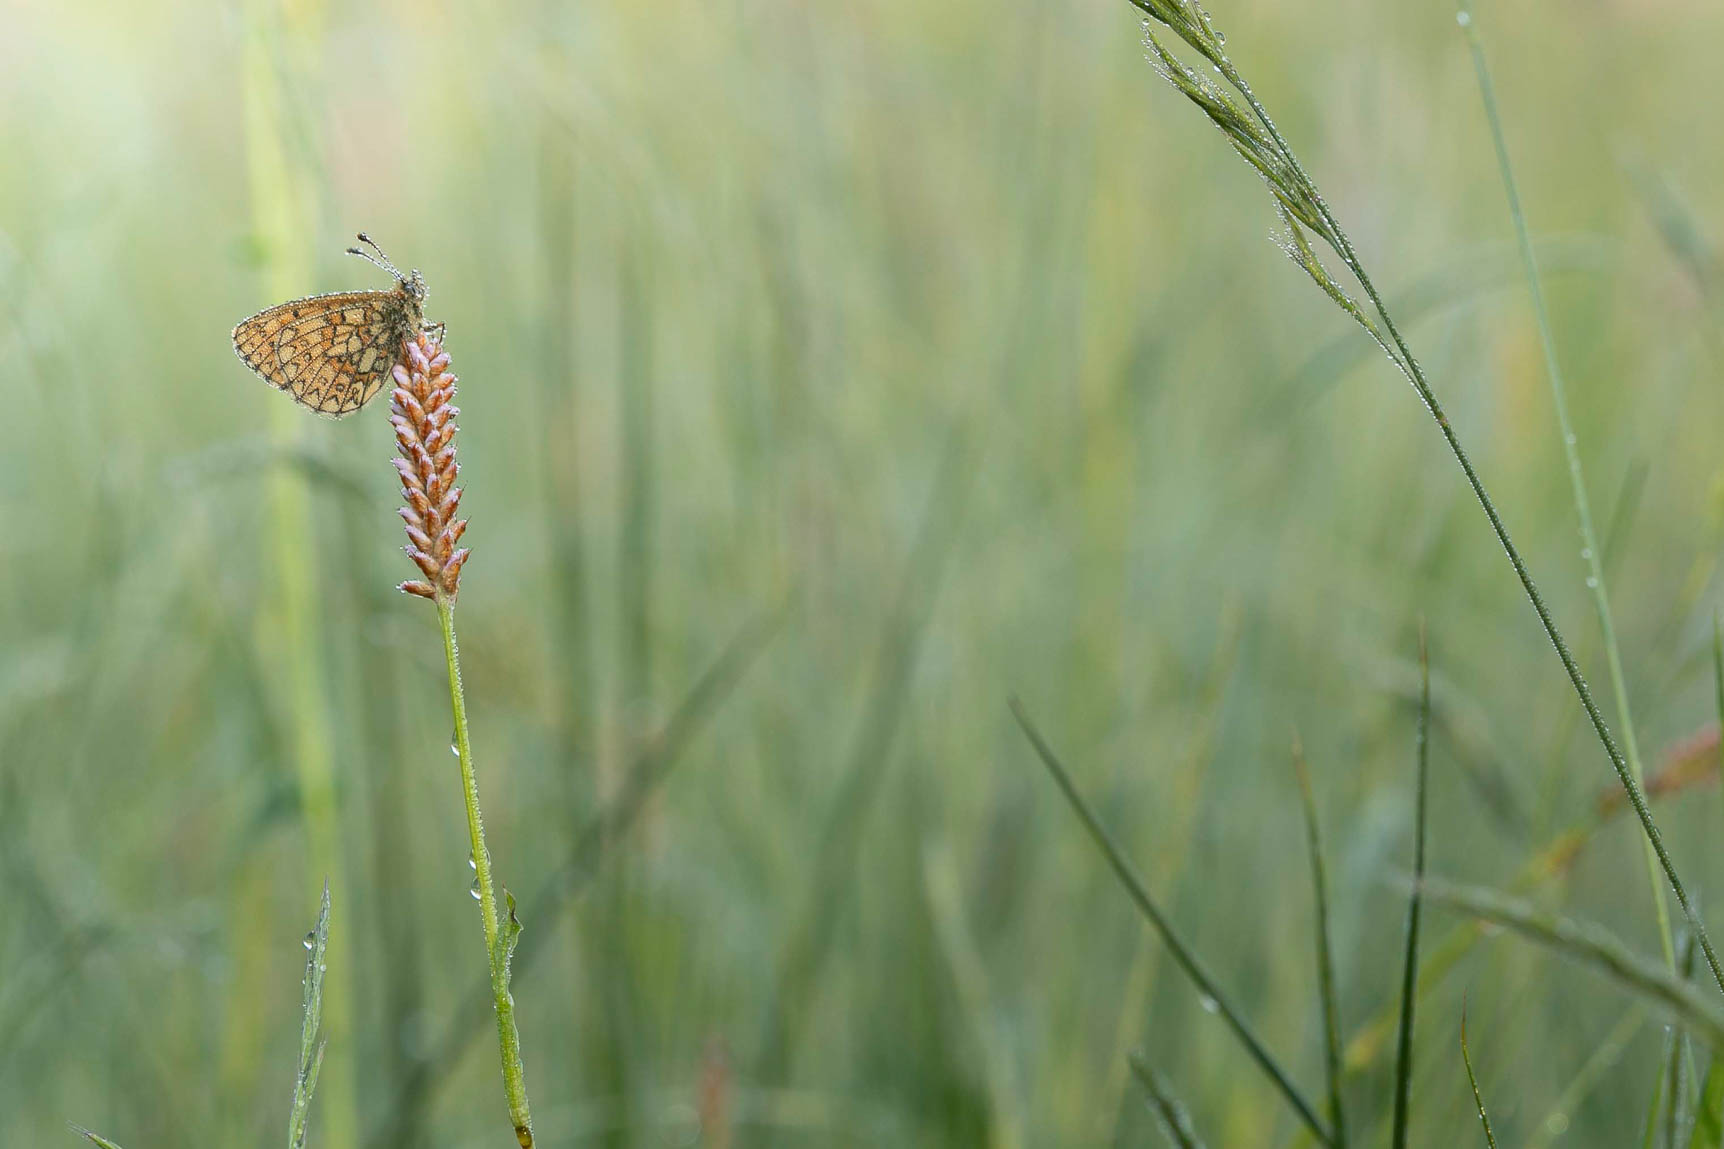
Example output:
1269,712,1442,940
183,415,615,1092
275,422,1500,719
1010,697,1334,1146
1120,0,1724,993
1458,1003,1498,1148
438,597,533,1148
1390,630,1430,1149
1291,733,1347,1149
1128,1054,1207,1149
1457,5,1674,972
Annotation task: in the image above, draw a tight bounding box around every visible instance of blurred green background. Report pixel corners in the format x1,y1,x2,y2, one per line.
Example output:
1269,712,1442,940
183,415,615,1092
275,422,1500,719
5,0,1724,1144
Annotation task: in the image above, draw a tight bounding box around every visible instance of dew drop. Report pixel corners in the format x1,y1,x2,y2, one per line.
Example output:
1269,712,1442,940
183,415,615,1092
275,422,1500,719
1585,576,1599,589
302,932,316,950
1456,9,1472,27
451,743,461,758
1198,995,1220,1014
468,854,478,871
469,878,482,900
1544,1112,1569,1136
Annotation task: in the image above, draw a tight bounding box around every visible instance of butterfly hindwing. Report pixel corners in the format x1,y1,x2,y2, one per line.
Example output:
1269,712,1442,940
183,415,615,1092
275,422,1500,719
232,289,413,416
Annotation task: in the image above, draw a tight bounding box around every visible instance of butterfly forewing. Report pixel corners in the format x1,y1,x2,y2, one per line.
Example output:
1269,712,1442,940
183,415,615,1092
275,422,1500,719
232,288,418,416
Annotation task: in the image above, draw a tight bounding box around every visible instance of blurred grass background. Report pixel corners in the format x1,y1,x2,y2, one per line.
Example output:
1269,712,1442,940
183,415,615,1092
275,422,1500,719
4,0,1724,1144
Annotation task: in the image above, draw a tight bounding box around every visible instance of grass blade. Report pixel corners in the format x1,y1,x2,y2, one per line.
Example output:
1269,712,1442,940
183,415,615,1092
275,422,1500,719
1009,697,1333,1146
1291,732,1347,1149
1129,1054,1207,1149
1459,1002,1499,1148
1691,1056,1724,1148
1457,3,1675,974
1390,628,1431,1149
1417,877,1724,1048
288,880,331,1149
68,1126,126,1149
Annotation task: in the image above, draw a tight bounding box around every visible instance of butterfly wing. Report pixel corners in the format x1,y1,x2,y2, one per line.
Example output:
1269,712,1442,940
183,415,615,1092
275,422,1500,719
232,290,410,416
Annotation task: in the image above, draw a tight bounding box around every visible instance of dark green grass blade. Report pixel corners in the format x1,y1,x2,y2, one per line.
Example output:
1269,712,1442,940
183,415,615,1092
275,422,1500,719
1659,938,1700,1147
1292,734,1347,1149
1009,698,1333,1146
1417,877,1724,1048
1390,628,1431,1149
1459,1002,1499,1148
1691,1056,1724,1148
1129,1054,1207,1149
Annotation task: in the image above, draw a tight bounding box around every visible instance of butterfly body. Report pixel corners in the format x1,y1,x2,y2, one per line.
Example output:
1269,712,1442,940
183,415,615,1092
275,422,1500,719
232,238,430,417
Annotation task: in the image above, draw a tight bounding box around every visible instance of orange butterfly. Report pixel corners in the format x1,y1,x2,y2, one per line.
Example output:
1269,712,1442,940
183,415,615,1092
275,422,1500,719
232,234,430,416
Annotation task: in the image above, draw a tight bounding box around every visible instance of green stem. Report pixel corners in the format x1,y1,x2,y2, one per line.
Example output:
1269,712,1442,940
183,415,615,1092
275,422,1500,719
1210,51,1724,998
437,596,534,1148
1458,6,1673,973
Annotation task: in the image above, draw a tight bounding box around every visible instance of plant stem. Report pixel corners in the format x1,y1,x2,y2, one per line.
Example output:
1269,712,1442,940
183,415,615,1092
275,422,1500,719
1292,735,1347,1149
1459,1002,1499,1148
437,595,533,1148
1458,7,1673,972
1390,628,1430,1149
1210,51,1724,998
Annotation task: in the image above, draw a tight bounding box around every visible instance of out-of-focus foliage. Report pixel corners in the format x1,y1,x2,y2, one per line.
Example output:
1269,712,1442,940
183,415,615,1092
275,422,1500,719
4,0,1724,1144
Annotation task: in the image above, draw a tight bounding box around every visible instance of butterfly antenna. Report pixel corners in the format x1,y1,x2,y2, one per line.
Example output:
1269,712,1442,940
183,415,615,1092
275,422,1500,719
347,233,404,279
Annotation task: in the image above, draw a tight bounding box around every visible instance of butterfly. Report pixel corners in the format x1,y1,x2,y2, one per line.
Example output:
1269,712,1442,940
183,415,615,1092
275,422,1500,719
232,234,431,416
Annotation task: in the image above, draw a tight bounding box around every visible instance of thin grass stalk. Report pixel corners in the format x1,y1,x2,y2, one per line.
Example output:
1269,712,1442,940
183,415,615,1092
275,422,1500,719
1128,1054,1207,1149
1670,938,1700,1146
438,597,533,1147
1390,628,1430,1149
1458,1002,1499,1148
1119,0,1724,994
1291,733,1347,1149
1009,697,1333,1146
1457,6,1674,971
